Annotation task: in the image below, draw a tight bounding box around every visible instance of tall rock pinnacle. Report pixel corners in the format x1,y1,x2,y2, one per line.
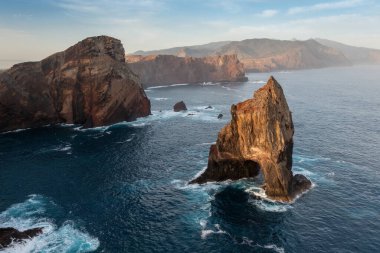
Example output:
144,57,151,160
190,76,311,202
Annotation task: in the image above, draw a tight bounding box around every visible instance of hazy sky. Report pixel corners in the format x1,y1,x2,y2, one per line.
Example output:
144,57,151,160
1,0,379,65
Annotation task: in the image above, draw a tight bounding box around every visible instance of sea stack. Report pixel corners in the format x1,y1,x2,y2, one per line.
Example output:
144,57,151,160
190,76,311,202
0,36,151,132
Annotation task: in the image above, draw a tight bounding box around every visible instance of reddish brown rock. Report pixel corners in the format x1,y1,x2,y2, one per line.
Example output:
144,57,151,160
190,76,311,202
0,227,43,249
173,101,187,112
126,54,248,87
0,36,151,132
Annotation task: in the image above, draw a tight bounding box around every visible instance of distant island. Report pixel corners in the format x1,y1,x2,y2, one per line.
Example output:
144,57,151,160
131,38,380,72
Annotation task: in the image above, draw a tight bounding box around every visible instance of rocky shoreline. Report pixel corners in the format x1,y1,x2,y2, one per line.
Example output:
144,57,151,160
126,54,248,87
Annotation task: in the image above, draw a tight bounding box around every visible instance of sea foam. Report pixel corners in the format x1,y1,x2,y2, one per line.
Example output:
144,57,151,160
0,195,99,253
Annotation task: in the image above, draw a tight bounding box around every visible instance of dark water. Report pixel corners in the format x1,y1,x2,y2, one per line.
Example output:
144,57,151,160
1,66,379,253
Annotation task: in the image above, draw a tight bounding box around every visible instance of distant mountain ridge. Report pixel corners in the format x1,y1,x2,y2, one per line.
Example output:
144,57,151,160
315,38,380,65
134,41,231,58
131,38,379,72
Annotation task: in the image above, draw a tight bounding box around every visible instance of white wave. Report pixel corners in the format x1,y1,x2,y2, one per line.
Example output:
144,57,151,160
292,166,316,177
191,166,207,181
170,83,189,87
146,83,190,89
146,85,169,89
201,224,227,239
152,97,169,101
1,127,32,135
131,122,150,127
263,244,285,253
73,125,108,132
245,187,292,212
0,195,99,253
293,154,330,163
250,80,266,84
196,142,216,146
57,123,76,128
53,144,71,152
201,82,217,86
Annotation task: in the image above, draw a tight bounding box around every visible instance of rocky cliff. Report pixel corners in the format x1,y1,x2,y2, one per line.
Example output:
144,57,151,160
134,38,351,72
0,36,151,132
190,76,311,202
126,54,248,87
217,39,351,72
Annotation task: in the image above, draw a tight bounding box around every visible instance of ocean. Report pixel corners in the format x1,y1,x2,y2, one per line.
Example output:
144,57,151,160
0,65,379,252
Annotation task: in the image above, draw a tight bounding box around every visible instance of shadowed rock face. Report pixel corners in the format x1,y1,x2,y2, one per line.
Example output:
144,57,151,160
126,54,248,87
0,227,43,249
190,76,311,202
173,101,187,112
0,36,151,132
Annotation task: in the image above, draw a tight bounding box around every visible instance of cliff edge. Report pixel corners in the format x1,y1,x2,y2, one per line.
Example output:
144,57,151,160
126,54,248,87
0,36,151,132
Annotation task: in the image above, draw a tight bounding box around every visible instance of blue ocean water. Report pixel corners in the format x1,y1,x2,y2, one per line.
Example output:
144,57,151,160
0,66,379,252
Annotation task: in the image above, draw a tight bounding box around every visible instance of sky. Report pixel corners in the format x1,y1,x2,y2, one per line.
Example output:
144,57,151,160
0,0,379,66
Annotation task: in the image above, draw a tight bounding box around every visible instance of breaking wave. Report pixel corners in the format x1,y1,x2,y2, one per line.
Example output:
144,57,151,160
0,195,99,253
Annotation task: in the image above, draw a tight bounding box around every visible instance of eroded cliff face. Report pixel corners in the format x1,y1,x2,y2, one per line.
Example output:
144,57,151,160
190,76,311,202
126,54,248,87
0,36,151,132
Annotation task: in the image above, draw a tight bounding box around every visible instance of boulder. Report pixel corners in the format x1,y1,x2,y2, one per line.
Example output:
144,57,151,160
0,227,43,249
217,114,223,119
190,76,311,202
0,35,151,132
173,101,187,112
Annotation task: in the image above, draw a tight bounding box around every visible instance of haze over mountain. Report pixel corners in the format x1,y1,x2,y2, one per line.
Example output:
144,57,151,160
131,38,352,72
315,38,380,65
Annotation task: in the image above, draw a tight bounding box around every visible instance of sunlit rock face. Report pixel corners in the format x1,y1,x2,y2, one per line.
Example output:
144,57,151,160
0,36,151,132
190,76,311,202
126,54,248,87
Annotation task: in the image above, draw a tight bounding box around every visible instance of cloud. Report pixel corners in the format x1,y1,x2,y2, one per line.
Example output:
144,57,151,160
56,1,101,13
288,0,363,15
54,0,165,14
259,9,278,17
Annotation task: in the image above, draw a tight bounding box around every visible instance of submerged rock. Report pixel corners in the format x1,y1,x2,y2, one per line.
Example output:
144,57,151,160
205,105,213,109
0,36,151,133
217,113,223,119
0,227,43,249
173,101,187,112
190,76,311,202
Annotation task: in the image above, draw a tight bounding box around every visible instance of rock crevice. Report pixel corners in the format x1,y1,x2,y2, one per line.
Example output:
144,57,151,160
190,76,311,202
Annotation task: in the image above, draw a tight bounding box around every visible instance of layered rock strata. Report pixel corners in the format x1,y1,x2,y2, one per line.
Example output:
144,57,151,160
0,36,151,132
126,54,248,87
190,76,311,202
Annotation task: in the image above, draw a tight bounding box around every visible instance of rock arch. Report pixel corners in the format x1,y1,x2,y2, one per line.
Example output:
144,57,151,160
190,76,311,202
